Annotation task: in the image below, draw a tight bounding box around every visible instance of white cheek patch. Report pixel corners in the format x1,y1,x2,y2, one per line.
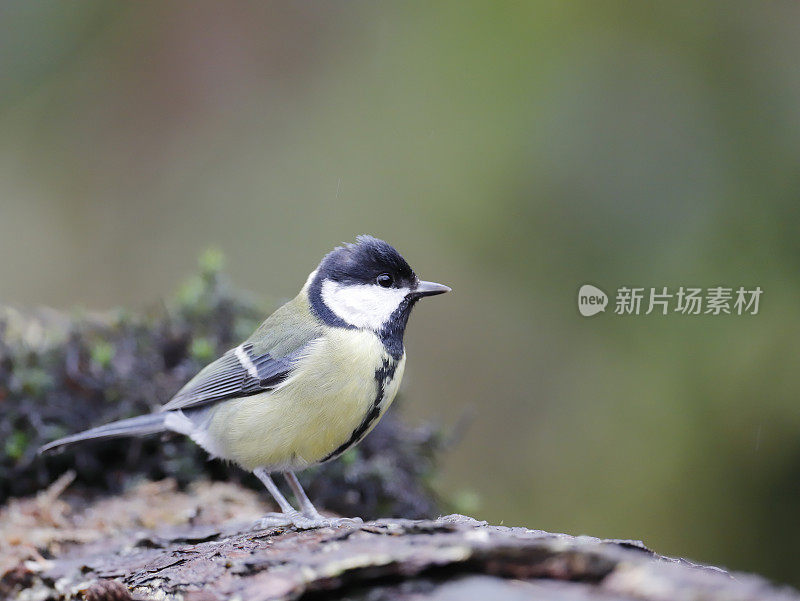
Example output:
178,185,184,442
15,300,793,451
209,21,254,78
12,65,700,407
321,279,409,330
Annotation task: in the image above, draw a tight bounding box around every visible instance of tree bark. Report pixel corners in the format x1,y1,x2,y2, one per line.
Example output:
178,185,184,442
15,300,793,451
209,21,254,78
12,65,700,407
2,476,797,601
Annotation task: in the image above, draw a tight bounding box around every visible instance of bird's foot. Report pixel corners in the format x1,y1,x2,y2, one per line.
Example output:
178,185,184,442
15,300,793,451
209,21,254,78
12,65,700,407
251,512,294,530
251,512,362,531
291,515,363,530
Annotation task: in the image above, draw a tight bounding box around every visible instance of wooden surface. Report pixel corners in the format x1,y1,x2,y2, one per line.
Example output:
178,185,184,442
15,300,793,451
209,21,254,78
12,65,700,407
3,478,798,601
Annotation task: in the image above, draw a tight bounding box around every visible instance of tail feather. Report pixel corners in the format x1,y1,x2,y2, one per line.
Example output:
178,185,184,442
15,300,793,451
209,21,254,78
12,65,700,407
38,413,168,454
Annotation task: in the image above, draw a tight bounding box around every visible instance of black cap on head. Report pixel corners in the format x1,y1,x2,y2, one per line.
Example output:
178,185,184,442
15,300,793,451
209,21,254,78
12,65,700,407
317,235,416,288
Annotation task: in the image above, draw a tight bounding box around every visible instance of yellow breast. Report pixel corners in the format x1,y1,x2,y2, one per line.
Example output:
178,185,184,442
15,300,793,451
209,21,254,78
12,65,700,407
205,329,406,472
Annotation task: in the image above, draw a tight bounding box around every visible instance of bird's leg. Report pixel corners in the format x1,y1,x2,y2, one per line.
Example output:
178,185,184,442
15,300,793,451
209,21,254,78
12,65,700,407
251,467,300,529
283,471,363,528
251,468,359,530
283,471,323,519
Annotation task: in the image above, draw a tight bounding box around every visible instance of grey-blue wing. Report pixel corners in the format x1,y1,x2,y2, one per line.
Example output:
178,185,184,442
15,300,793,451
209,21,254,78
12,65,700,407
159,342,304,412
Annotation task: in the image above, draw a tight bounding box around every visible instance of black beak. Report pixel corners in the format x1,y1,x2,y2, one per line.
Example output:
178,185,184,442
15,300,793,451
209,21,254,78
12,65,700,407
413,280,451,298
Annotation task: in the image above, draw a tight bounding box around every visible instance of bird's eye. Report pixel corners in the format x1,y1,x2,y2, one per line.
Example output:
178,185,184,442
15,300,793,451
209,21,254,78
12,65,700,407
377,273,394,288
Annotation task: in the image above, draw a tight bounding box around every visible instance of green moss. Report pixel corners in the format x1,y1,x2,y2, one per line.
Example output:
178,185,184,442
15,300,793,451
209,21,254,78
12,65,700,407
5,431,28,460
190,337,215,362
91,341,115,368
199,247,225,278
339,448,360,466
18,368,53,396
176,276,206,309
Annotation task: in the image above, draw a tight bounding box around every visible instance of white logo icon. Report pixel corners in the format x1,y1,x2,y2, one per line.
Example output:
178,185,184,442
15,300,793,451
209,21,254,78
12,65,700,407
578,284,608,317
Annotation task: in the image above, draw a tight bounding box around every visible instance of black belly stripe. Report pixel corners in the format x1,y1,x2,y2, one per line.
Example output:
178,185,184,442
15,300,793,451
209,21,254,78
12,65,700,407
321,358,397,463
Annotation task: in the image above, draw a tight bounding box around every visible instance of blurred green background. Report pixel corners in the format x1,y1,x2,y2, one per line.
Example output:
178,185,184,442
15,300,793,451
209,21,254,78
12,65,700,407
2,0,800,586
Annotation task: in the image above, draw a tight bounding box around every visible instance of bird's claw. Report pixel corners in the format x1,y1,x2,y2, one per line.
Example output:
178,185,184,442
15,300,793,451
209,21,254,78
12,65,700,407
251,512,294,530
291,515,363,530
251,512,362,531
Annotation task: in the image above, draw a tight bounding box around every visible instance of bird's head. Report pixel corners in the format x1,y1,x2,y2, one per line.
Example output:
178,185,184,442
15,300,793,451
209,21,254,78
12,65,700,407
307,235,450,338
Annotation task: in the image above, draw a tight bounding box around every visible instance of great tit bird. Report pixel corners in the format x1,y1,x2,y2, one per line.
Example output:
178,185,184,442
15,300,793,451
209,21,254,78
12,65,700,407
40,235,450,528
